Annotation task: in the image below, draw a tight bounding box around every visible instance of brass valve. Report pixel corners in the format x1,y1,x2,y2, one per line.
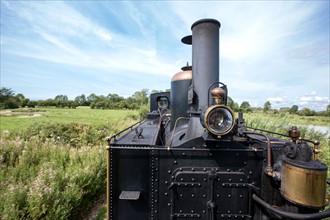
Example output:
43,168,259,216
288,126,300,144
313,140,320,160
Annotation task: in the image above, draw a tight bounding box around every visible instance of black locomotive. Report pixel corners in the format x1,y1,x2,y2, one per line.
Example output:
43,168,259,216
106,19,329,220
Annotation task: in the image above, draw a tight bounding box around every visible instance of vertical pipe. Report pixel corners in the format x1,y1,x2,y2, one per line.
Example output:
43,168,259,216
191,19,221,110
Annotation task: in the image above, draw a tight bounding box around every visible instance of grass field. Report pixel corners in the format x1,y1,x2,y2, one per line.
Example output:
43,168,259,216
0,107,139,219
0,107,138,132
0,108,329,219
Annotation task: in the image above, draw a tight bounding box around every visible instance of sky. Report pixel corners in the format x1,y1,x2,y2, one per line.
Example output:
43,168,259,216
0,1,329,111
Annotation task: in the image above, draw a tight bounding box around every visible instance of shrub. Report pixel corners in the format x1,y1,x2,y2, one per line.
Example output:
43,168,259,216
0,119,136,219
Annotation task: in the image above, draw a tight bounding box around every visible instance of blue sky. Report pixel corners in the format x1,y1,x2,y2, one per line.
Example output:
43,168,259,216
1,1,329,111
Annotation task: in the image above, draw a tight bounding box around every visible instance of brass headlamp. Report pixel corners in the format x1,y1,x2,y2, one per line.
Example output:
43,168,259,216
201,87,235,138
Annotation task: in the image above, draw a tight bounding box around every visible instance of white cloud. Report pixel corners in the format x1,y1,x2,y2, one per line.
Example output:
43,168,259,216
268,97,286,104
1,0,328,110
299,91,329,111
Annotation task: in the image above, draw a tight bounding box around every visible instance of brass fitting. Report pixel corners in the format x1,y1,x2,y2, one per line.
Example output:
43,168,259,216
313,140,320,160
288,126,300,144
211,87,225,104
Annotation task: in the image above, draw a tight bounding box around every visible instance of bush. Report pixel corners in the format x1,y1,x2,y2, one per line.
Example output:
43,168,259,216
0,137,106,219
0,119,137,219
138,105,150,120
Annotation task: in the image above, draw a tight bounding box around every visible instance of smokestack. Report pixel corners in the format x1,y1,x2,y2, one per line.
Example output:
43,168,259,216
191,19,220,111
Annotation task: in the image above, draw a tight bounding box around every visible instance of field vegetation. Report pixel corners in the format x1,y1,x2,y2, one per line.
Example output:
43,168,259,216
0,101,329,219
0,108,139,219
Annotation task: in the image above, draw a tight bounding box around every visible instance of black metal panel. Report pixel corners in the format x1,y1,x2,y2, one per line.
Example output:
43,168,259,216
153,148,264,220
170,79,192,131
113,121,160,146
110,149,150,220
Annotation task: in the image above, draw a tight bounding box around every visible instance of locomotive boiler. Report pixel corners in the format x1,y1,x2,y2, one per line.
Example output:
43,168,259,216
106,19,330,220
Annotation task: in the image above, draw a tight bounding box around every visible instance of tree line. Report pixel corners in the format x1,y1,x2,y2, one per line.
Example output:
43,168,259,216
0,87,150,110
227,97,329,116
0,87,329,116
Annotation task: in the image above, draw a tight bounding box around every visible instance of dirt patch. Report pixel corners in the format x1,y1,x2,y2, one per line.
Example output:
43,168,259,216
16,113,42,118
82,194,106,220
0,110,44,118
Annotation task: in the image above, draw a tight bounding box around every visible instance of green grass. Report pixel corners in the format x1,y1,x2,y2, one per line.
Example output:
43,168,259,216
244,111,330,127
0,107,138,132
0,107,139,220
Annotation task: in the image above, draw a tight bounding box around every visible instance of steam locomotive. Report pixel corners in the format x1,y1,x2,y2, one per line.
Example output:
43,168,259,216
106,19,329,220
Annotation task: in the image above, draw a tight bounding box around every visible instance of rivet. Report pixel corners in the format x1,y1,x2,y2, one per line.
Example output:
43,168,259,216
182,152,186,156
228,194,231,198
165,181,168,185
168,170,171,174
192,194,195,198
191,168,195,171
174,160,177,164
203,194,206,198
165,193,168,196
168,203,171,206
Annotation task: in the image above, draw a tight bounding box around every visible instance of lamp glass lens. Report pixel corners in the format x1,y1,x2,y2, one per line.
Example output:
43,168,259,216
207,108,233,134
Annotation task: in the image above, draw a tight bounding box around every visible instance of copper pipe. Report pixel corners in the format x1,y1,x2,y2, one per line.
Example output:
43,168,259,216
244,131,273,176
167,117,189,150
